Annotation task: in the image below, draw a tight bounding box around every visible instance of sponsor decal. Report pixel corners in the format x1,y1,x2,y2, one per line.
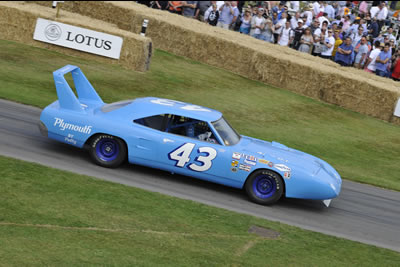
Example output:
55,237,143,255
244,159,256,166
231,167,238,173
54,117,92,134
258,159,270,165
64,133,77,145
33,18,123,59
284,172,291,179
244,155,257,162
268,162,274,167
239,164,251,172
232,152,241,160
231,160,239,167
274,164,291,172
163,138,174,143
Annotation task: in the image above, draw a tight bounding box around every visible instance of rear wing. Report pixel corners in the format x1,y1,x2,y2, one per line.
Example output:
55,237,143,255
53,65,104,112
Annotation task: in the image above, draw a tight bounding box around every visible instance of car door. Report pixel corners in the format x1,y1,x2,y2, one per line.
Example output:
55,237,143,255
156,115,235,187
128,114,167,165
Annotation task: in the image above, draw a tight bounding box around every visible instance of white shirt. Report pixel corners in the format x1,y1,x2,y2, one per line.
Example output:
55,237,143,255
290,17,299,30
318,16,330,28
301,10,313,26
216,1,224,9
273,18,286,34
376,7,388,20
370,6,379,18
314,28,327,39
321,36,335,56
313,2,320,15
289,1,300,12
278,27,294,46
253,16,265,35
367,48,382,71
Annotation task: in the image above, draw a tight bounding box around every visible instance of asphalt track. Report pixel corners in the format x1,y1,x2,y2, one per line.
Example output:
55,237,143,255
1,99,399,252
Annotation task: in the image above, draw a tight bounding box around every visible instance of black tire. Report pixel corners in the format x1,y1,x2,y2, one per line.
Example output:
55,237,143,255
89,134,127,168
245,169,284,205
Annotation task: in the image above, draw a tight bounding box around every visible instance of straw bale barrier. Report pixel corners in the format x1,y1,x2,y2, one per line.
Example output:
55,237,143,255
0,2,152,72
28,2,400,124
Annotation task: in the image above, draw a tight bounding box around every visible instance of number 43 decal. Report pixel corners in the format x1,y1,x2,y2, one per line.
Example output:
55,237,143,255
169,143,217,172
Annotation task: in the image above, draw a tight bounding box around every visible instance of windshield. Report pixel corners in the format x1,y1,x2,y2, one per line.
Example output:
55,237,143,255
212,117,241,146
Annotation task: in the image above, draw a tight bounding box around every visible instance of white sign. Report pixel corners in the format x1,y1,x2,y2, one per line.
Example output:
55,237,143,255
394,98,400,117
33,18,123,59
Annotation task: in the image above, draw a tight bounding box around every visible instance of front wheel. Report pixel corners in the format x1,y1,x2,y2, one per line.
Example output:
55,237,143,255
89,134,127,168
245,169,284,205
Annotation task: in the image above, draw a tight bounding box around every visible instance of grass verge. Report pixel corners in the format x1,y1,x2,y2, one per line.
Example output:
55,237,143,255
0,39,399,192
0,155,399,266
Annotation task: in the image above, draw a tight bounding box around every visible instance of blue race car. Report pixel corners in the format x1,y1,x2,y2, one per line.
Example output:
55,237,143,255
39,65,342,206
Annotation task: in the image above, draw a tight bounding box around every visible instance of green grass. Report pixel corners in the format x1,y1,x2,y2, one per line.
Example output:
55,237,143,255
0,155,399,266
0,39,400,192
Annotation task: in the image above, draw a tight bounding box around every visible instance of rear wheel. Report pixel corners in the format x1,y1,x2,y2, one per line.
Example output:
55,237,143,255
245,169,284,205
89,134,126,168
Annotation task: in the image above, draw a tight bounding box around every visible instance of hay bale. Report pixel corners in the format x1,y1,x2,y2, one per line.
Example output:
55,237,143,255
28,1,400,124
0,2,152,72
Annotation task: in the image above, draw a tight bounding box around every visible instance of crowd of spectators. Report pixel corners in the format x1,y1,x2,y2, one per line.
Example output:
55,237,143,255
139,1,400,81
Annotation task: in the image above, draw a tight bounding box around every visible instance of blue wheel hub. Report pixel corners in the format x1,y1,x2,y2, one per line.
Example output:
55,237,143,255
96,138,119,162
252,174,277,199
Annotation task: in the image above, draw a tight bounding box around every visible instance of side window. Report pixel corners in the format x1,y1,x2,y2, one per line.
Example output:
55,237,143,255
166,115,219,144
134,114,167,131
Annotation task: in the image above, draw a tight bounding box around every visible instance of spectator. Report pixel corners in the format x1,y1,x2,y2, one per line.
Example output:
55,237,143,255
332,30,343,58
195,1,211,21
278,21,294,47
250,8,266,40
273,12,287,44
389,39,396,55
354,36,369,69
359,1,368,16
351,26,364,48
310,19,320,35
262,19,275,43
312,30,324,57
320,29,335,59
314,20,328,38
386,27,396,42
239,10,252,35
375,43,391,77
288,1,300,13
313,1,322,16
346,19,360,38
335,37,354,66
364,41,383,73
360,19,368,35
302,4,314,27
182,1,198,18
318,12,330,28
217,1,239,30
376,2,388,32
153,1,169,10
298,27,314,53
324,2,336,19
290,12,301,30
206,3,219,26
368,17,379,38
391,52,400,81
292,19,305,49
341,15,351,32
168,1,183,14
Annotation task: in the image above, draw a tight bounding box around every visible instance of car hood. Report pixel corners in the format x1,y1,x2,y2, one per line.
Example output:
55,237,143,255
237,136,322,174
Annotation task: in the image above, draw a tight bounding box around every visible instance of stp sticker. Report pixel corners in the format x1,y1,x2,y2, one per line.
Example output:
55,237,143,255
232,152,241,160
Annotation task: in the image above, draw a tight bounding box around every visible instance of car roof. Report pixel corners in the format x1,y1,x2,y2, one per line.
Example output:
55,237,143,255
113,97,223,122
